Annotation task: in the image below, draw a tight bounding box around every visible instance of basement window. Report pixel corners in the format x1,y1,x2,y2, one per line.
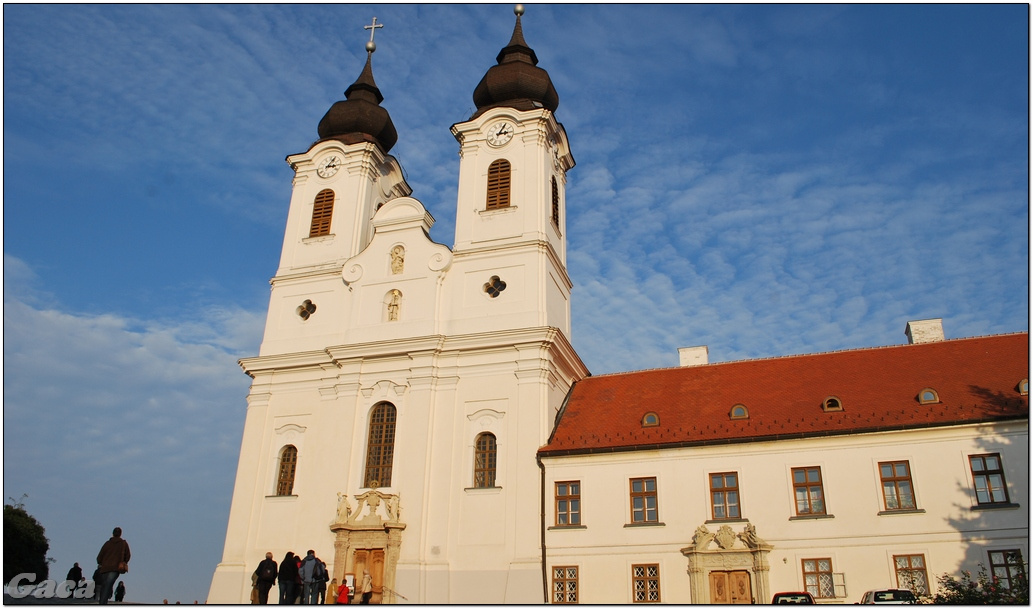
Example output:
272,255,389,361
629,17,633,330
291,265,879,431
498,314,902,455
917,388,939,404
641,412,659,427
729,404,749,420
822,396,843,412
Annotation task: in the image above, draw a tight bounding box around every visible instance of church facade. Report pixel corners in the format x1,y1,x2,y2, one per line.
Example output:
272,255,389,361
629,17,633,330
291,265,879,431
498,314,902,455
208,9,1028,604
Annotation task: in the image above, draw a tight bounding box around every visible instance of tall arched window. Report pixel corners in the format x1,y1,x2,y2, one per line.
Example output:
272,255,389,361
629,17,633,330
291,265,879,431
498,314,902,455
309,189,335,237
364,403,397,487
551,176,560,227
474,432,497,488
276,445,298,496
485,160,511,210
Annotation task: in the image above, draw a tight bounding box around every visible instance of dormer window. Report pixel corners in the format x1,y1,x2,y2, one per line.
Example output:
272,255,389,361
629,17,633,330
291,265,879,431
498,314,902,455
917,388,940,404
729,404,749,420
641,412,659,427
1020,379,1029,396
822,396,843,412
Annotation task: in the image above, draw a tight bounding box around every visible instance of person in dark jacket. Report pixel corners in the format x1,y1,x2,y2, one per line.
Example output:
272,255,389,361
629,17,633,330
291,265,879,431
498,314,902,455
95,527,130,605
115,581,126,602
254,552,278,604
277,552,297,604
65,562,83,586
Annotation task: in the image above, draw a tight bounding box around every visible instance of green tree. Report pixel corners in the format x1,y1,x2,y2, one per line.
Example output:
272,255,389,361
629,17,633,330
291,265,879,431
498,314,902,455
3,498,51,584
924,563,1029,605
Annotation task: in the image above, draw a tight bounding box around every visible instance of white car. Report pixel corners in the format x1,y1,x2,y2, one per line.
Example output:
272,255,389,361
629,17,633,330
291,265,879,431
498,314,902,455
858,589,917,604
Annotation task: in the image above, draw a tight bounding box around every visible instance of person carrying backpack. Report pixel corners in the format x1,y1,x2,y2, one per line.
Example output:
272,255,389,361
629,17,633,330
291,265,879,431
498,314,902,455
254,552,278,604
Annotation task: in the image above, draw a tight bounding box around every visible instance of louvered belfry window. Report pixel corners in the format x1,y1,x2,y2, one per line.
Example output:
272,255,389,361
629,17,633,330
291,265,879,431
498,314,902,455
551,176,560,227
486,160,511,210
364,403,397,487
309,189,335,237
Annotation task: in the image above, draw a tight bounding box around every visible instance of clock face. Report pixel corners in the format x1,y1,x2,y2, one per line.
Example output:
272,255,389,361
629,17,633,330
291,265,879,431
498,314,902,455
316,155,341,178
486,121,514,147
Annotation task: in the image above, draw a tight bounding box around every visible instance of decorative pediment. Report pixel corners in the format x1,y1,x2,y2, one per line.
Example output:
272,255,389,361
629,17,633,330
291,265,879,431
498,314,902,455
332,487,403,530
689,523,768,552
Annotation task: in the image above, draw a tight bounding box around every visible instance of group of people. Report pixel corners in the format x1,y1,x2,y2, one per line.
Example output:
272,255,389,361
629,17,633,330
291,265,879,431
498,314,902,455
252,551,373,605
62,527,132,604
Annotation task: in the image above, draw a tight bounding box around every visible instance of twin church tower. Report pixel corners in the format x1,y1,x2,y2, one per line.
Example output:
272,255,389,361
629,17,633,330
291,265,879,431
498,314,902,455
208,7,588,603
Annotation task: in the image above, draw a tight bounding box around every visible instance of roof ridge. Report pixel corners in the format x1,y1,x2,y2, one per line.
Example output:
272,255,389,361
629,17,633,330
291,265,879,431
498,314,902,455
584,331,1029,379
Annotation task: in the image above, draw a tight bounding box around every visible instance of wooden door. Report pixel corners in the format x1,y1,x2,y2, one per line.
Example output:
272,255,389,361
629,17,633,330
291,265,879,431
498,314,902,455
709,570,752,604
352,549,385,604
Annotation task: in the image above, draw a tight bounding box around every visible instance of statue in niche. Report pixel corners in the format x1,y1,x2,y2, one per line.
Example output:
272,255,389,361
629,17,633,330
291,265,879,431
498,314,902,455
387,290,401,321
390,246,404,274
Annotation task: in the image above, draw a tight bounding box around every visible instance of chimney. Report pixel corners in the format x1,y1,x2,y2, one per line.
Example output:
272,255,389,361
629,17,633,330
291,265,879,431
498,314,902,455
679,345,709,367
905,318,944,344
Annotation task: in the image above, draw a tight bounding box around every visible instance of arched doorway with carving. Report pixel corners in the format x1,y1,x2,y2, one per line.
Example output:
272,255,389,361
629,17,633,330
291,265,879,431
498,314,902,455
330,487,406,604
680,522,772,604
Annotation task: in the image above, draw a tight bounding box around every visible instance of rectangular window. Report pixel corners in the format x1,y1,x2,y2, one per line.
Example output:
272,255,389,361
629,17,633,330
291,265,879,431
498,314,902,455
552,566,578,604
879,461,916,510
792,467,826,516
802,558,835,599
556,481,581,526
988,550,1025,590
710,472,741,519
894,554,929,595
970,454,1010,505
632,564,660,603
630,477,658,523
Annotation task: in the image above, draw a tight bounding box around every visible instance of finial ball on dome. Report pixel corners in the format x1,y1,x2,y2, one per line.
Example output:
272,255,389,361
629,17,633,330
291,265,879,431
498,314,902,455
514,4,524,16
366,40,376,53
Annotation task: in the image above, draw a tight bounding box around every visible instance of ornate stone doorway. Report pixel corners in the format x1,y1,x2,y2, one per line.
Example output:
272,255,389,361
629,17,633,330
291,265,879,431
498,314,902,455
681,523,772,604
330,487,406,604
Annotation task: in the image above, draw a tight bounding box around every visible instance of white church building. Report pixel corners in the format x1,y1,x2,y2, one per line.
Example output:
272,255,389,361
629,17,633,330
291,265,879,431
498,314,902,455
208,8,1028,604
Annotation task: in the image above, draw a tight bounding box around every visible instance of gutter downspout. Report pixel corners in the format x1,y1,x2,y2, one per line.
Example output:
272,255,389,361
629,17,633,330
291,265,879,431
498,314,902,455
537,452,547,604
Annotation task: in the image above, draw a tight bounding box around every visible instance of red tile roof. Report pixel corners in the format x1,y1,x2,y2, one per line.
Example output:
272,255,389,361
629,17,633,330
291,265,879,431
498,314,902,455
540,333,1029,456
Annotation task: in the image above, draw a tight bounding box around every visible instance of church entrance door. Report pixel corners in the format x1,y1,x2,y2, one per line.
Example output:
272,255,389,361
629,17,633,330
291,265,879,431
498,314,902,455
709,570,752,604
352,549,385,604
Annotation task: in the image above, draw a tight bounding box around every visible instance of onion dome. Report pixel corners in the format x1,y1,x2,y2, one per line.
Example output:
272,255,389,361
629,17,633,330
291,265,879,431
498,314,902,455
471,5,559,118
317,46,398,153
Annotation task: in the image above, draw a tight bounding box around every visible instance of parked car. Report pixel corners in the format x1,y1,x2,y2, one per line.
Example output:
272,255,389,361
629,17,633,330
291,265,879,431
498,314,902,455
858,589,917,604
772,591,816,604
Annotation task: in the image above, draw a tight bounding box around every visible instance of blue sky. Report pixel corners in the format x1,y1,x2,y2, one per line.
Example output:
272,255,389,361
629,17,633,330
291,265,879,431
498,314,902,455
3,3,1028,604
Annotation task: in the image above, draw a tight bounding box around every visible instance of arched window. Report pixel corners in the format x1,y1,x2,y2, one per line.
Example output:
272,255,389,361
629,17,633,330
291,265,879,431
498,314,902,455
474,432,497,488
486,160,511,210
729,404,749,420
309,189,335,237
276,445,298,496
364,403,397,487
551,176,560,227
641,412,659,427
822,396,843,412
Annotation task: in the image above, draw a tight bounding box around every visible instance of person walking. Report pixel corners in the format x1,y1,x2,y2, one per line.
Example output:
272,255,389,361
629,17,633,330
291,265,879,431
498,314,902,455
317,560,329,604
115,581,126,602
277,552,297,604
95,527,130,605
254,552,278,604
65,562,83,587
359,570,372,604
300,550,325,604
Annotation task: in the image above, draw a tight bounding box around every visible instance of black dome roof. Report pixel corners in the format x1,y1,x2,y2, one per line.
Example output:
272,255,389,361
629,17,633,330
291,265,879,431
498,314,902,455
471,12,558,118
317,53,398,153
